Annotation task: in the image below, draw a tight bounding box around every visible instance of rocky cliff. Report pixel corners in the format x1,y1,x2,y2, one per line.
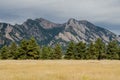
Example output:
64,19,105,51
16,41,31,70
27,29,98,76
0,18,118,47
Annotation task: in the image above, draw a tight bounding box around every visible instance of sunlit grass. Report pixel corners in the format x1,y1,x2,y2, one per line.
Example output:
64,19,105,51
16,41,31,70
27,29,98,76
0,60,120,80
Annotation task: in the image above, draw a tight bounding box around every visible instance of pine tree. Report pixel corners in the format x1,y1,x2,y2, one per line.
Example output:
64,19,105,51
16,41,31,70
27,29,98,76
40,46,55,59
27,37,40,59
47,47,54,59
86,42,97,59
17,39,28,59
41,46,49,59
75,41,86,59
94,38,106,60
118,46,120,60
18,37,40,59
8,42,18,59
53,44,62,59
0,45,9,59
64,41,76,59
106,40,119,59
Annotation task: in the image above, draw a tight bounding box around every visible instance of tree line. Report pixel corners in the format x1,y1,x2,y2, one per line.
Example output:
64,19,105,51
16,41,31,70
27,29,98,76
0,37,120,60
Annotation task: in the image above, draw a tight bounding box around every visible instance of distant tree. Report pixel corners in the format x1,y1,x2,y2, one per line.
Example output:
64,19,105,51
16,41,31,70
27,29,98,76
94,38,106,60
64,41,76,59
47,47,54,59
27,37,40,59
41,46,49,59
8,42,18,59
53,44,62,59
106,40,119,59
118,46,120,60
75,41,86,59
0,45,9,59
40,46,55,59
18,37,40,59
17,39,28,59
86,42,97,59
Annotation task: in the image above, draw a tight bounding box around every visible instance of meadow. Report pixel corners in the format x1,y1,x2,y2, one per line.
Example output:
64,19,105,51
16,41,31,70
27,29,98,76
0,60,120,80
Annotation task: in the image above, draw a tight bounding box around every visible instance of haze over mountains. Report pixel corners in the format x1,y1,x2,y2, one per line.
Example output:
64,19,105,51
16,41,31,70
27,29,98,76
0,18,119,47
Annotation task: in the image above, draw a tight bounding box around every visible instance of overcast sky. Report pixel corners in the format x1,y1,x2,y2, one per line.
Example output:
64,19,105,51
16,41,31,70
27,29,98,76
0,0,120,34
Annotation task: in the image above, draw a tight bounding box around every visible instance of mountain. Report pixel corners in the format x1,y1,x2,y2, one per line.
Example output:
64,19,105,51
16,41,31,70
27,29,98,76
0,18,119,47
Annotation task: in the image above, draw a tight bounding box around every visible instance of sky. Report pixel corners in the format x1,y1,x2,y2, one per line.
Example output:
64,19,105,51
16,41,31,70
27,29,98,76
0,0,120,34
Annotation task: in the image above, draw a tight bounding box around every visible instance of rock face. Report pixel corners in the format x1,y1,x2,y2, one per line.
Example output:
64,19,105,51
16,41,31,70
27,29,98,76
0,18,118,47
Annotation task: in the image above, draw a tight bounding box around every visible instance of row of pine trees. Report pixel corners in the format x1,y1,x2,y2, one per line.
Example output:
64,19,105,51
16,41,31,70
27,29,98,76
0,37,120,60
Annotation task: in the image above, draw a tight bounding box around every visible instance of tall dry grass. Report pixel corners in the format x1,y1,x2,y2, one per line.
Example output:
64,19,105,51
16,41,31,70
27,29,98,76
0,60,120,80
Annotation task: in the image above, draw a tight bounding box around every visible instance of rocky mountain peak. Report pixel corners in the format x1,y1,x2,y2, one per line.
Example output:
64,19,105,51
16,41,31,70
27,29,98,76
67,18,78,25
35,18,50,22
79,20,94,26
24,19,34,24
0,18,119,47
79,20,89,23
35,18,60,29
65,18,85,31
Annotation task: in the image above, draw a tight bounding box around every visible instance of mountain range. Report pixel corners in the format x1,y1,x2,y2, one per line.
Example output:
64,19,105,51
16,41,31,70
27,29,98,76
0,18,119,47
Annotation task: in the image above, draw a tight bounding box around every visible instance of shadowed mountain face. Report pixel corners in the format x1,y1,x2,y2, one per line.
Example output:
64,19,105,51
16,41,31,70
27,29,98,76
0,18,119,47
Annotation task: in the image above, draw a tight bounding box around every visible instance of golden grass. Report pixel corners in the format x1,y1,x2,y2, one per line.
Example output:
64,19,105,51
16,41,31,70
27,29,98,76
0,60,120,80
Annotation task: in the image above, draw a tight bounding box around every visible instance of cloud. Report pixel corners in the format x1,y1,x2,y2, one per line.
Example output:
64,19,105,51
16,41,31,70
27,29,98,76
0,0,120,34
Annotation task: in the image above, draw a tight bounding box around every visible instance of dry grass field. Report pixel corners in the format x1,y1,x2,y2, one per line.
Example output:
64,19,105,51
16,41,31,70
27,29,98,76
0,60,120,80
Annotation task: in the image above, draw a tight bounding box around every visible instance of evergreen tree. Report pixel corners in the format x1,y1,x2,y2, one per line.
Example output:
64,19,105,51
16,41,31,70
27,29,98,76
94,38,106,60
27,37,40,59
75,41,86,59
106,40,119,59
18,37,40,59
40,46,55,59
8,42,18,59
86,42,97,59
53,44,62,59
64,41,76,59
47,47,54,59
0,45,9,59
17,39,29,59
118,46,120,60
41,46,49,59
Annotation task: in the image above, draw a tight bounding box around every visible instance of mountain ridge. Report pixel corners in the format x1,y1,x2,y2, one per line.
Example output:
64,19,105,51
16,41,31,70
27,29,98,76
0,18,119,47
